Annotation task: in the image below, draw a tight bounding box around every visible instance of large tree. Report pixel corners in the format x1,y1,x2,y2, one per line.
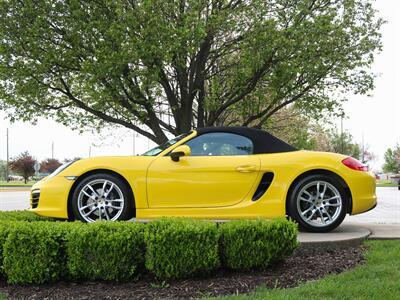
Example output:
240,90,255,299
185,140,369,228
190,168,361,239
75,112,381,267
40,158,62,174
0,0,382,143
9,151,36,183
383,145,400,174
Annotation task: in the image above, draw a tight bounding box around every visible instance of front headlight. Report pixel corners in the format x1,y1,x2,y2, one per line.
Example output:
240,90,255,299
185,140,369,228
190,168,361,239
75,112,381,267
47,160,78,179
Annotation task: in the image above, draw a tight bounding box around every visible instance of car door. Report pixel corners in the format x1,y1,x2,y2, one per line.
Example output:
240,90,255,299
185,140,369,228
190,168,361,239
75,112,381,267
146,132,260,208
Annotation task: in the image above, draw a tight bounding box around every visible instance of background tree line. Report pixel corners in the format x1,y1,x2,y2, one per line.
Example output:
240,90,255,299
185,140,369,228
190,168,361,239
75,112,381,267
383,145,400,174
0,154,79,183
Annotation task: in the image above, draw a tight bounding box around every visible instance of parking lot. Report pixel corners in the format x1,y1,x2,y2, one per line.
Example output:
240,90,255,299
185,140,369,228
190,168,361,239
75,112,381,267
0,187,399,224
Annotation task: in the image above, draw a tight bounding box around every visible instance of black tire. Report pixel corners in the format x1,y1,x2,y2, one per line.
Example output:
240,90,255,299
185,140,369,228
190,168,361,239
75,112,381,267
287,174,348,233
71,173,134,222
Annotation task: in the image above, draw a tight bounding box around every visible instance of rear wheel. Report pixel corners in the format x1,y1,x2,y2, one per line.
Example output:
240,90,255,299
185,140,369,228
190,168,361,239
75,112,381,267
71,173,134,222
287,174,348,233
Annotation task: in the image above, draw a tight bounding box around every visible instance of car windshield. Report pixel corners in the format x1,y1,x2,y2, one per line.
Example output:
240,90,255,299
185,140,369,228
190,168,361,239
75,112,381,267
141,133,191,156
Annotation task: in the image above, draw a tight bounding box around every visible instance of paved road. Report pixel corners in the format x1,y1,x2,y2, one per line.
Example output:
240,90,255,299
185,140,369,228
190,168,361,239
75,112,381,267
345,187,400,224
0,190,30,211
0,187,399,224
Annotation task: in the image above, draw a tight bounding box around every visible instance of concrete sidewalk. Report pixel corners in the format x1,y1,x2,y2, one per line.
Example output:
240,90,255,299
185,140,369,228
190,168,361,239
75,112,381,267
298,223,400,248
346,223,400,240
298,224,370,247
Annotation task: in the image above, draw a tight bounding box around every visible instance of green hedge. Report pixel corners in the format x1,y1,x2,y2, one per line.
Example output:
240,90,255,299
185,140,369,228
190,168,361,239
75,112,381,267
0,222,15,278
0,211,53,222
219,219,298,270
3,222,71,284
145,218,220,279
67,222,145,281
0,217,298,284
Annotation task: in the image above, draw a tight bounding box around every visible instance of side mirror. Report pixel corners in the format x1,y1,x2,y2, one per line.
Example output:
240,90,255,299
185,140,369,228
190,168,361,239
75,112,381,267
170,145,191,162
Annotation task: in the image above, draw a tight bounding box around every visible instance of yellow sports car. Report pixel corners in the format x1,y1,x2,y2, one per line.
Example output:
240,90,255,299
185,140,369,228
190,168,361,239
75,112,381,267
30,127,376,232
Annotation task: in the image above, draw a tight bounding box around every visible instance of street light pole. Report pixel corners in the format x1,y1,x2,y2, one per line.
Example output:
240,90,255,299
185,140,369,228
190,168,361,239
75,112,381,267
340,116,344,154
6,128,9,182
132,131,136,156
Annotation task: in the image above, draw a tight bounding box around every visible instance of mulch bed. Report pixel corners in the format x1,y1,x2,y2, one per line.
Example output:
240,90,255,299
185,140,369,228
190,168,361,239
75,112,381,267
0,245,366,300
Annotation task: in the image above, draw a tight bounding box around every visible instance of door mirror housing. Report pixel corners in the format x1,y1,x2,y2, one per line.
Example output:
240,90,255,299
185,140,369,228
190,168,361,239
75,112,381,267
170,145,191,162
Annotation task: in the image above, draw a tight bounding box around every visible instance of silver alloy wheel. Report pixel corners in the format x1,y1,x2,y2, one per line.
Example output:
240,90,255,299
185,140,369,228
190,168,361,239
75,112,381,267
296,180,342,227
77,179,125,222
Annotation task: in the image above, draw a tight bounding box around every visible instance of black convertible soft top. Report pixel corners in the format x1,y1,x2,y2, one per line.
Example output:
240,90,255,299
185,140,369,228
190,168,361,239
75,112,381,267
196,126,297,154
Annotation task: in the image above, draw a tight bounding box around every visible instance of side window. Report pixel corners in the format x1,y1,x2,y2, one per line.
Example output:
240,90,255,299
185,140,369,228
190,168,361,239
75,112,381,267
185,132,253,156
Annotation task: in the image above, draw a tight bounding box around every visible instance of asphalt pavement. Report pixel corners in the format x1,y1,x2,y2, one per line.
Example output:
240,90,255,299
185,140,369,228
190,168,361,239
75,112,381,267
0,190,30,211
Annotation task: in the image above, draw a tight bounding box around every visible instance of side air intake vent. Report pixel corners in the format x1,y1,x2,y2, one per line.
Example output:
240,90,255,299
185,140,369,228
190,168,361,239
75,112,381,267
252,172,274,201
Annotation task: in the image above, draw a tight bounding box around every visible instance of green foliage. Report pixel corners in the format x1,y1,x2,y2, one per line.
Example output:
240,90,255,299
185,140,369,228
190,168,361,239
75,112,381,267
0,1,383,143
0,222,16,277
219,219,298,270
266,106,317,150
145,218,220,279
383,145,400,173
329,131,361,159
0,218,299,284
67,222,145,281
0,160,6,181
0,210,54,222
3,222,71,284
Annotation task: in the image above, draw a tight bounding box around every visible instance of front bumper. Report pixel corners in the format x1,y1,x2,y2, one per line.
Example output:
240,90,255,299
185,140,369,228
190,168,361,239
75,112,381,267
30,176,73,219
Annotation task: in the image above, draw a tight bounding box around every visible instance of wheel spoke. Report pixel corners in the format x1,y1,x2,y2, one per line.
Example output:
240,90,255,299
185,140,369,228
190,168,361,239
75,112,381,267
301,206,314,216
104,183,115,199
107,204,122,210
318,209,326,224
98,207,102,220
83,207,97,217
102,180,108,195
320,183,327,199
316,181,321,198
82,190,95,200
304,190,313,199
306,209,317,221
104,208,110,220
325,202,340,207
86,185,99,197
325,195,340,202
300,197,313,203
109,199,123,203
80,202,95,210
322,207,333,221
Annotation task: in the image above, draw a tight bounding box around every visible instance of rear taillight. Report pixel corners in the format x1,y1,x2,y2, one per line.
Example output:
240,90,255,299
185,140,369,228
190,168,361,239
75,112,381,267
342,157,368,171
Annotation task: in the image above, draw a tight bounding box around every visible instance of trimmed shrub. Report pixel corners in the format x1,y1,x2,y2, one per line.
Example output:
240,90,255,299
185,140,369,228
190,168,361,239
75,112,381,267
145,218,220,279
0,221,17,277
67,222,145,281
219,218,298,270
0,210,53,222
3,221,72,284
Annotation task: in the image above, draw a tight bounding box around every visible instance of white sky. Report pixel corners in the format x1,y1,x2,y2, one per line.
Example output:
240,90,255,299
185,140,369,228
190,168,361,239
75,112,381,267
0,1,399,171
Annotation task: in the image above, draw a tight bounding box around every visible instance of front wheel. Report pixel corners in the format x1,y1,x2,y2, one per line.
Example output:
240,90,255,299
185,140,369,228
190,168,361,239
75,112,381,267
287,174,348,233
71,173,134,222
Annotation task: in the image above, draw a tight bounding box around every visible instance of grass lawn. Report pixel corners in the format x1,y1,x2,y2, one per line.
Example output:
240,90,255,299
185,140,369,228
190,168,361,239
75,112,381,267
213,240,400,300
376,179,398,187
0,181,36,187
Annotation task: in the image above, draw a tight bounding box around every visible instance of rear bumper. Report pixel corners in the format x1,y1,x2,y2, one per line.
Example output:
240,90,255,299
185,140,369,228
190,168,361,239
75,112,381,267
346,171,377,215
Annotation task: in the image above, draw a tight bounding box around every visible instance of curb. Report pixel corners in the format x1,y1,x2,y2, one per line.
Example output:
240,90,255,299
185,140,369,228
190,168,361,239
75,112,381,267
297,224,371,249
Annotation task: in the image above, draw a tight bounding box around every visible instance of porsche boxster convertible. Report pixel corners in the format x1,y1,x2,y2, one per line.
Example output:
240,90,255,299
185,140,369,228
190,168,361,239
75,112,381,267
30,127,376,232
